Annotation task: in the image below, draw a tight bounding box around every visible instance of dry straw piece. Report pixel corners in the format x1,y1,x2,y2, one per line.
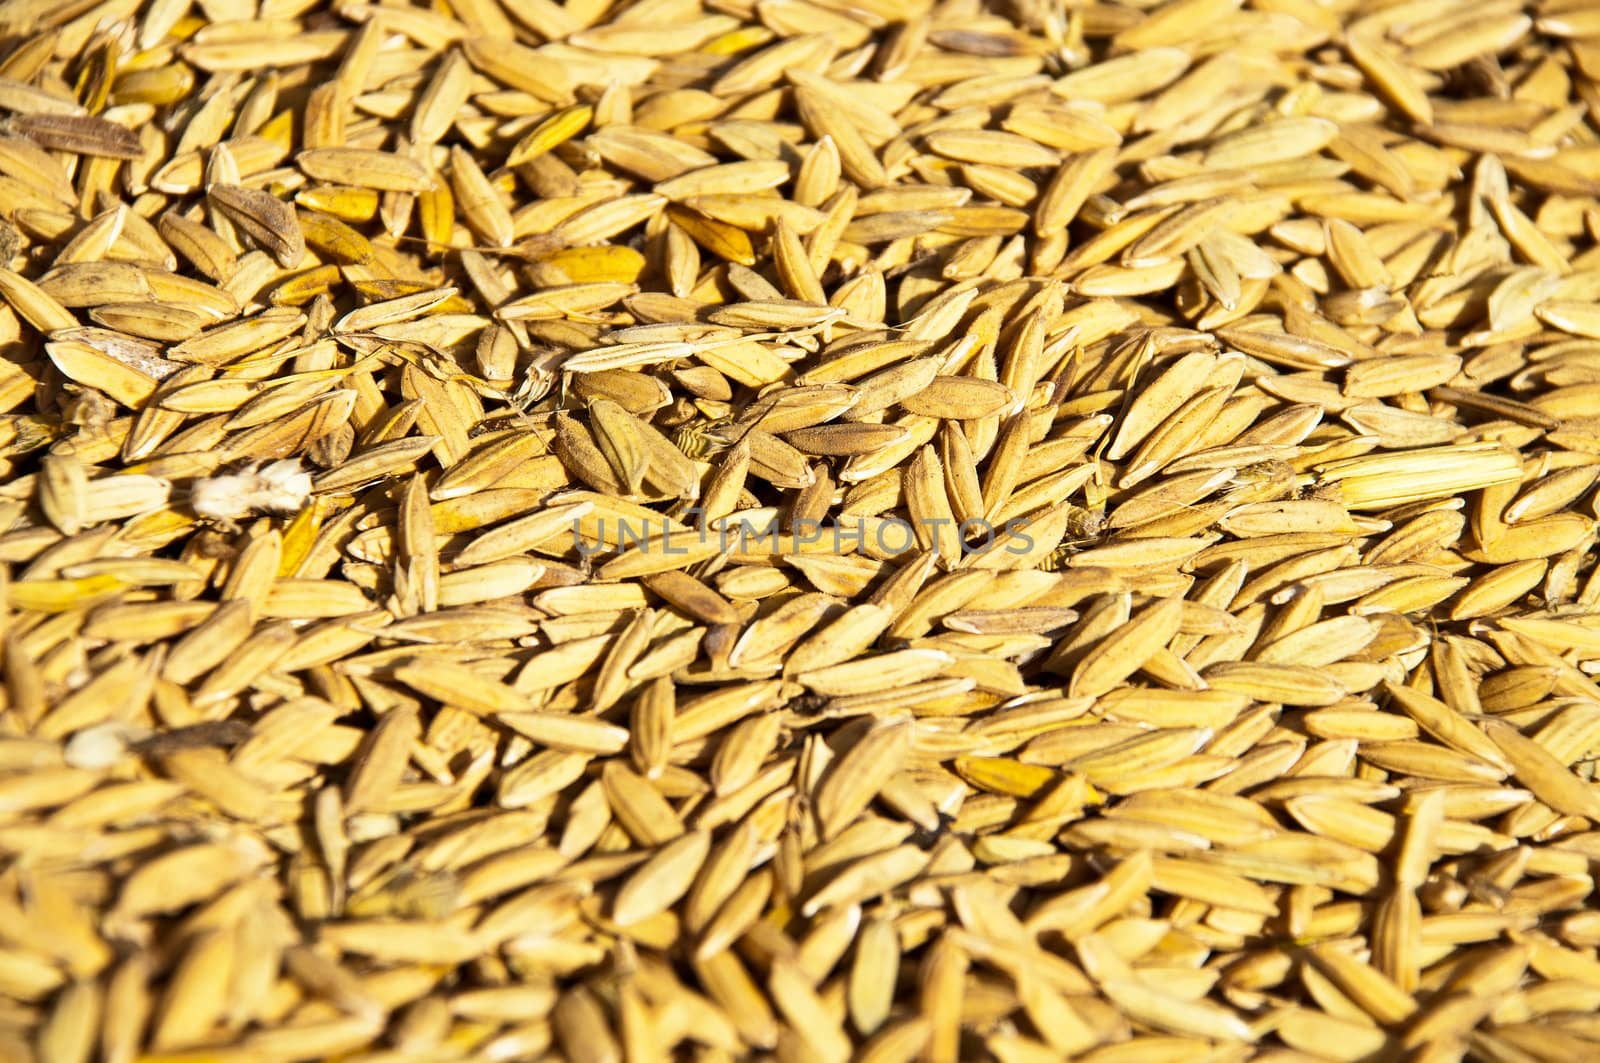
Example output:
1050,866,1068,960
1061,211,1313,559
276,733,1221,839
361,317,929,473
6,0,1600,1058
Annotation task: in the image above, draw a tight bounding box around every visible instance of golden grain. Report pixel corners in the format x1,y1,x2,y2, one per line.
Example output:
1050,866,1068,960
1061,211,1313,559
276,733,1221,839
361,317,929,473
1,0,1598,1056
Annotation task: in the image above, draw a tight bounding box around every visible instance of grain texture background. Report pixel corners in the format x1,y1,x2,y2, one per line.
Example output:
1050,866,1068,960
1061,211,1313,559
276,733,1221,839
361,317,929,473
2,0,1600,1060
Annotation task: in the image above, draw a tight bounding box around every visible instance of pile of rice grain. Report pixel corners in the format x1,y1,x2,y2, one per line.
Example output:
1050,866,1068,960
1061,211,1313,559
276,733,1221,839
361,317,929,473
4,0,1600,1059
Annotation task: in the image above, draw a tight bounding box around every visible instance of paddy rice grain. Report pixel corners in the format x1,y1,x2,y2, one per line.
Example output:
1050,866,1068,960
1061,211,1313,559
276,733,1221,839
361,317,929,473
3,0,1600,1059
